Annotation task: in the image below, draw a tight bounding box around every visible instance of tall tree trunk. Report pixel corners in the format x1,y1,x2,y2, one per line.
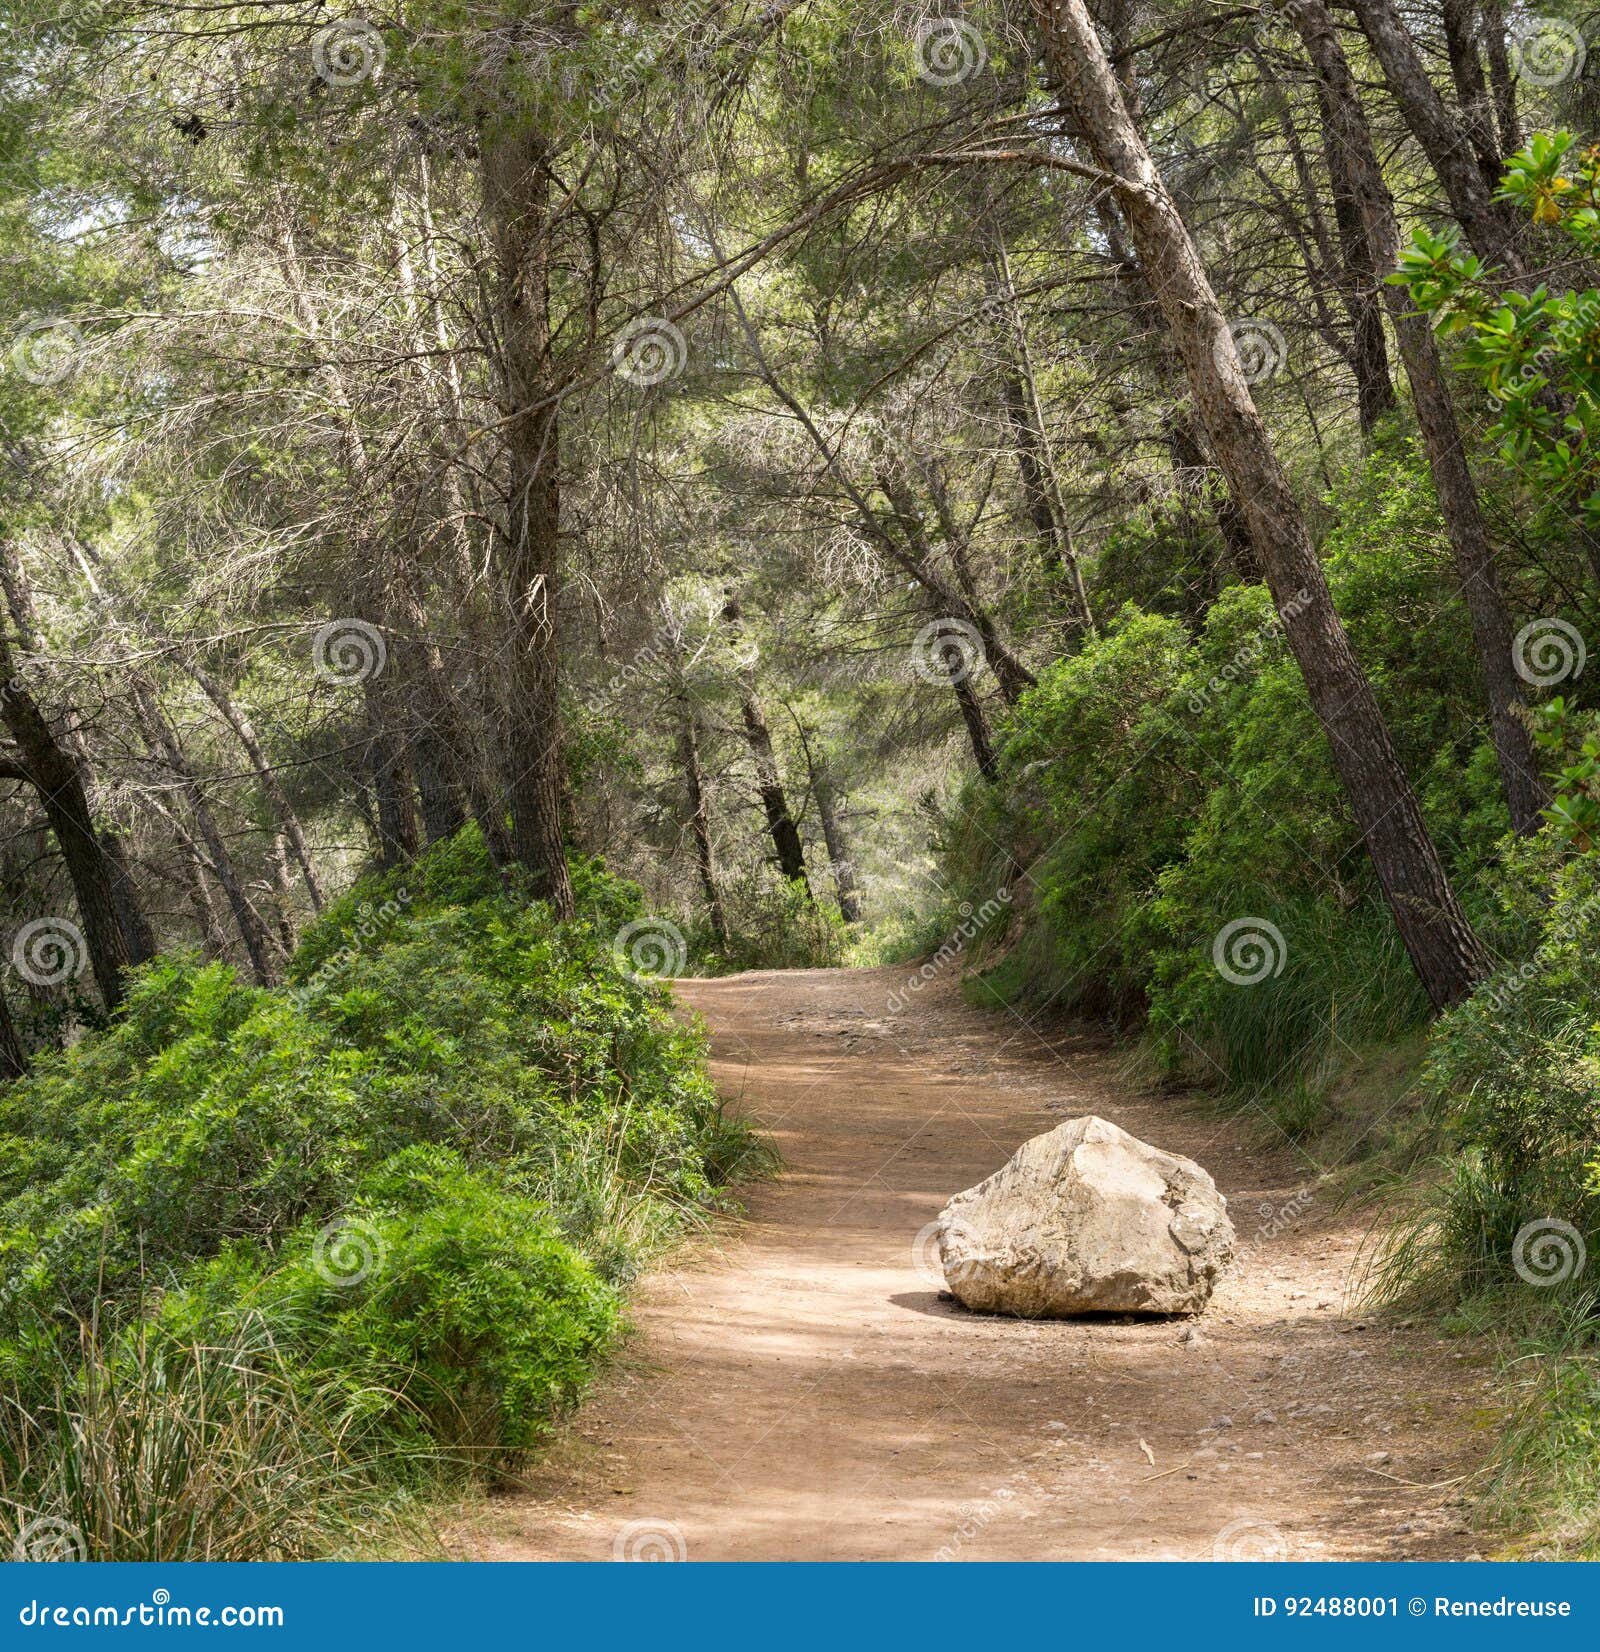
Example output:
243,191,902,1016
1036,0,1489,1008
0,621,132,1011
1306,81,1398,436
1289,0,1547,836
102,830,157,966
0,984,25,1081
675,695,729,945
1480,0,1521,157
130,679,278,986
1346,0,1524,274
721,594,811,893
986,245,1096,635
187,662,324,911
365,676,420,872
404,662,469,846
479,125,575,917
812,754,864,925
1442,0,1505,191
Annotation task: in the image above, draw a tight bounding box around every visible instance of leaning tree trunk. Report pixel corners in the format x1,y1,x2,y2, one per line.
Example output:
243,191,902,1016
188,662,324,911
1289,0,1547,836
0,624,132,1011
1035,0,1489,1008
3,538,154,977
479,124,575,918
130,678,279,986
1346,0,1524,275
952,669,999,782
720,596,812,894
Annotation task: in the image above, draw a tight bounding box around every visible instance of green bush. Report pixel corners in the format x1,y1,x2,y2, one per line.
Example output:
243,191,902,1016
936,445,1509,1117
1389,841,1600,1298
689,866,850,974
0,835,763,1555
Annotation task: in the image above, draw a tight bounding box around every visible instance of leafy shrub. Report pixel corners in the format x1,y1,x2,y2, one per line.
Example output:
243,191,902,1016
1386,841,1600,1299
936,445,1509,1118
689,867,850,974
0,836,764,1554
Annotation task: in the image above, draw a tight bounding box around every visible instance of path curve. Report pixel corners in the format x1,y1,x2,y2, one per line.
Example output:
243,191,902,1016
468,966,1490,1562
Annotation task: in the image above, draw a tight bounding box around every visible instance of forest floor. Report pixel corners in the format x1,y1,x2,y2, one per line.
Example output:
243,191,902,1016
454,965,1502,1562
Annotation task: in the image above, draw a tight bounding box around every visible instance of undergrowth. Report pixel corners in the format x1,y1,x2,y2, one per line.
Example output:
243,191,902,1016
0,827,768,1559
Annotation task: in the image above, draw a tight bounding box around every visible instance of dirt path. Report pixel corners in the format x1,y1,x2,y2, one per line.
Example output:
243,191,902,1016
465,966,1494,1562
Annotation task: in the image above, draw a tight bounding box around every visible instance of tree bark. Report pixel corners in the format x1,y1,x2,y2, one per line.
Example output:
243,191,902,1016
187,662,325,911
813,754,864,925
479,124,575,917
721,594,811,893
4,539,155,973
1441,0,1505,192
675,695,729,944
102,829,158,966
1288,0,1547,836
365,675,420,872
1306,79,1398,436
1479,0,1521,158
1346,0,1524,274
130,678,279,986
0,983,28,1081
1036,0,1489,1008
986,245,1097,635
952,668,999,782
0,612,132,1011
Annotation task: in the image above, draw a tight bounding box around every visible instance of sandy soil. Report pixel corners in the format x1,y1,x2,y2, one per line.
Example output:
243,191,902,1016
458,965,1496,1562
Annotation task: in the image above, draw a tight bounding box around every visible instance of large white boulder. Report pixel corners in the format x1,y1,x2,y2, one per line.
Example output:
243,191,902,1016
936,1115,1234,1317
